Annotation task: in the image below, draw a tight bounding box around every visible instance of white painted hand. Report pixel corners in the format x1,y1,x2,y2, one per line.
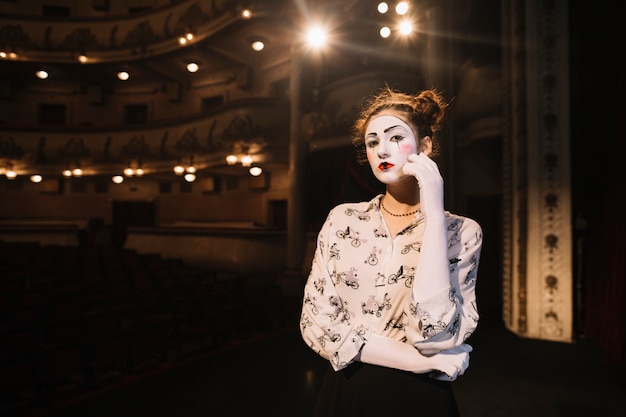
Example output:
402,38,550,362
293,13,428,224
428,343,473,381
402,153,445,218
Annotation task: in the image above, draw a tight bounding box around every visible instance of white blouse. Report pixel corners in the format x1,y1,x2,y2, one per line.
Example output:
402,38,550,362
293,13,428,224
300,194,483,371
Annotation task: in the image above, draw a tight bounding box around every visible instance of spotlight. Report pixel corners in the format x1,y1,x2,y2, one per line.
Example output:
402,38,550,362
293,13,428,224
306,26,327,49
399,20,412,35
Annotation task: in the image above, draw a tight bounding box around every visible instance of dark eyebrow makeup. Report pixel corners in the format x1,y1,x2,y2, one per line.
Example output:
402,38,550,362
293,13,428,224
367,124,407,137
383,125,403,133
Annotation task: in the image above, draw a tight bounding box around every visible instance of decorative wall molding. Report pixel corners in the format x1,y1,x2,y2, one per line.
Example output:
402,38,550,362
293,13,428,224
0,1,237,62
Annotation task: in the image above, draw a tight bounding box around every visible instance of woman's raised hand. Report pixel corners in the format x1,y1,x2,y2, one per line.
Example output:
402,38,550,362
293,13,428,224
402,153,445,219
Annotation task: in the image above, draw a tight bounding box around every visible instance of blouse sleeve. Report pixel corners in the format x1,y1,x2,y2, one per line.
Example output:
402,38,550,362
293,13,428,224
299,210,367,371
405,216,483,354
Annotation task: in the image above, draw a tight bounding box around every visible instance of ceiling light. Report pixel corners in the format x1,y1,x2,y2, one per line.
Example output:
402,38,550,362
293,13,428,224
377,2,389,13
30,175,42,183
249,166,262,176
77,54,88,63
117,71,129,80
187,62,199,73
72,168,83,177
112,175,124,184
379,26,391,38
251,40,265,51
241,9,252,19
63,169,72,177
174,164,185,175
396,1,409,15
36,70,48,79
5,169,17,179
184,173,196,182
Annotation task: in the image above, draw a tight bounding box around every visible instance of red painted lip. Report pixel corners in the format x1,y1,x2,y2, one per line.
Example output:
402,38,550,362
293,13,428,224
379,162,394,170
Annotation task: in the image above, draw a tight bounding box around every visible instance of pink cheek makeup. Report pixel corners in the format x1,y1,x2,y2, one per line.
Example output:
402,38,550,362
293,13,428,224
399,142,414,154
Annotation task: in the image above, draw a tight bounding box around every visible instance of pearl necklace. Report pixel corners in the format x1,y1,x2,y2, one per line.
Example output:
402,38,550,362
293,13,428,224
380,199,420,217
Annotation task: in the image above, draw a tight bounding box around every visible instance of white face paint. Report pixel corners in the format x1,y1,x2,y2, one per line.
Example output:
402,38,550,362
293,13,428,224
365,114,418,184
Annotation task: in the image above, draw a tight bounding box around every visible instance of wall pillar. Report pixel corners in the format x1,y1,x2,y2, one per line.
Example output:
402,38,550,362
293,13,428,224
502,0,573,342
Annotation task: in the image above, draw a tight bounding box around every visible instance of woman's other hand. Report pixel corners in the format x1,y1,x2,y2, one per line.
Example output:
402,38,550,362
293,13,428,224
427,343,473,381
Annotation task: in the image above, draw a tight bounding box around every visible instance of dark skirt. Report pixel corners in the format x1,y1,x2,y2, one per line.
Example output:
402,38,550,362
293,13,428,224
314,362,460,417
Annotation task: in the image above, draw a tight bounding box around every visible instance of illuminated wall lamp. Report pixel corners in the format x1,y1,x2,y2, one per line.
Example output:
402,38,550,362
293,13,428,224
173,164,185,175
63,167,83,177
178,32,194,45
226,154,238,165
240,155,253,167
5,169,17,179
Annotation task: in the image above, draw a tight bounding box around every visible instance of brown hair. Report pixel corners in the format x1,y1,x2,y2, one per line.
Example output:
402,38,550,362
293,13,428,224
352,86,448,163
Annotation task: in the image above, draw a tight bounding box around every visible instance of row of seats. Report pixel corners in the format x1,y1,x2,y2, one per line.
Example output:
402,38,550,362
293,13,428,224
0,241,301,416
